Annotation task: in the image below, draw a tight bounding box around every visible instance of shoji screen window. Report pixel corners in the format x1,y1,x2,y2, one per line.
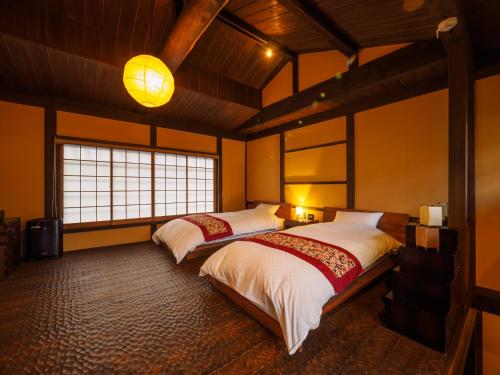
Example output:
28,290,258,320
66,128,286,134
112,149,152,220
187,156,215,214
154,153,187,216
63,145,111,223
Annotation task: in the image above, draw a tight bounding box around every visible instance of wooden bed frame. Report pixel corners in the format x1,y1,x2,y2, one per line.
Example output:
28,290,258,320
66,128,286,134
209,207,410,342
163,201,292,262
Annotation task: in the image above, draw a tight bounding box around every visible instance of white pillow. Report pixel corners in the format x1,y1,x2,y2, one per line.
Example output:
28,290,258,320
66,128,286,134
334,211,383,227
255,203,281,216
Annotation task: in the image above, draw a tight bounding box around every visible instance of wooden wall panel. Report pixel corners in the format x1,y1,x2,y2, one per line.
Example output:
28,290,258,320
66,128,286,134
285,184,346,210
285,117,346,150
262,62,293,107
64,226,151,252
156,128,217,153
222,139,246,212
298,50,347,91
246,135,280,202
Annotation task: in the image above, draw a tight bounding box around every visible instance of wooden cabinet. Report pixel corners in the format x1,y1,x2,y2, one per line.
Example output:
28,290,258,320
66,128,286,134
382,224,459,352
0,218,21,278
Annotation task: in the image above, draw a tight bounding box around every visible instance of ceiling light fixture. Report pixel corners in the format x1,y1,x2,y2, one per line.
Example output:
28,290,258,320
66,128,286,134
436,17,458,38
123,0,174,107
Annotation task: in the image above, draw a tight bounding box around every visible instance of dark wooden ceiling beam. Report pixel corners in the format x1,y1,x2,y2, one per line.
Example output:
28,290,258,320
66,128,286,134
159,0,229,73
216,10,297,61
277,0,358,57
236,40,447,134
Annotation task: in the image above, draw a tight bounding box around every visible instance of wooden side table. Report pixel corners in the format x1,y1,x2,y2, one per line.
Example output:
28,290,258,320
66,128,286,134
284,219,319,229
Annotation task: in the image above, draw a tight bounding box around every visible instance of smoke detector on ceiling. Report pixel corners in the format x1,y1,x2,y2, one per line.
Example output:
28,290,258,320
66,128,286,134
436,17,458,38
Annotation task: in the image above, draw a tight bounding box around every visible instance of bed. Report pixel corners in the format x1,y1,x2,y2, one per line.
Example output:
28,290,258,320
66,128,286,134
152,201,291,263
200,207,409,354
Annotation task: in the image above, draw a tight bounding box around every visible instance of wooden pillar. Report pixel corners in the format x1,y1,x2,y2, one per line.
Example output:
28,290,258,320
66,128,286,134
448,37,475,312
292,58,299,94
150,125,157,236
279,132,285,202
217,137,223,212
44,107,56,218
346,55,358,209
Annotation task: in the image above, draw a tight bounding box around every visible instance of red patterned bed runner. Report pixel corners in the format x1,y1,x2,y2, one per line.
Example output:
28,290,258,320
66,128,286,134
241,232,363,293
181,214,234,242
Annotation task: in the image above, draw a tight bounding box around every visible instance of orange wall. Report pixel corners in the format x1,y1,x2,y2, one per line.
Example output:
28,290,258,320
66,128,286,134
0,101,44,231
358,44,409,65
475,73,500,374
262,62,293,107
246,135,280,202
64,226,151,251
156,127,216,153
222,139,245,212
299,50,347,91
355,89,448,217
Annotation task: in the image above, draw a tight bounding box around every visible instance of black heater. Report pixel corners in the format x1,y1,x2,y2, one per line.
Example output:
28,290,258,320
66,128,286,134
26,218,63,260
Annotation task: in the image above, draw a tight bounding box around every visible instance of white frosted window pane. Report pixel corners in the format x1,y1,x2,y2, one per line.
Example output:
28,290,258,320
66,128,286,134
155,165,165,178
64,160,80,175
81,192,96,207
206,159,214,169
81,207,96,222
177,166,186,176
64,192,80,208
197,180,205,190
188,191,196,203
188,203,197,214
206,180,214,190
155,153,165,165
114,191,126,205
81,146,96,161
140,178,151,191
165,154,176,165
140,152,151,164
97,192,110,207
97,207,110,221
165,165,176,178
113,177,125,191
197,169,205,179
177,155,186,166
81,177,96,191
64,144,80,159
140,164,151,178
197,202,205,213
140,191,151,204
127,177,139,191
206,190,214,201
188,156,197,167
155,178,165,190
165,178,176,190
197,191,205,201
97,162,110,176
113,162,126,177
177,179,186,190
64,176,80,191
188,167,196,178
127,163,139,177
140,205,151,218
127,191,139,205
177,191,186,202
197,158,205,168
206,170,214,180
113,149,126,162
177,204,186,215
155,204,165,217
113,206,126,220
166,204,176,215
127,150,139,163
206,201,214,212
155,191,165,204
188,179,196,191
165,191,176,203
97,177,110,192
127,205,140,219
64,208,80,224
81,161,96,176
97,147,110,161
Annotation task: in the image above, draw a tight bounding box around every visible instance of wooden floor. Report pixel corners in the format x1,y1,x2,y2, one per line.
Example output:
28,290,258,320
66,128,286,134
0,242,446,374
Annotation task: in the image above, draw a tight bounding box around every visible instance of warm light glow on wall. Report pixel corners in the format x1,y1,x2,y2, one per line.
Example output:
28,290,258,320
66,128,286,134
295,206,304,219
123,55,175,108
266,48,273,58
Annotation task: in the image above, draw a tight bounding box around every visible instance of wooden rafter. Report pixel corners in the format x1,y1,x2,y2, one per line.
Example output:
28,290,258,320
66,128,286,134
237,40,447,134
277,0,358,56
159,0,229,72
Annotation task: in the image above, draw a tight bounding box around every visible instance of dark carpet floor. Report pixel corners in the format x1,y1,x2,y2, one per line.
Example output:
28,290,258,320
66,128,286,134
0,241,445,374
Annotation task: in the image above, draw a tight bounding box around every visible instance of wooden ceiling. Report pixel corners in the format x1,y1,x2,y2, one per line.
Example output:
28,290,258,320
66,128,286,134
0,0,498,138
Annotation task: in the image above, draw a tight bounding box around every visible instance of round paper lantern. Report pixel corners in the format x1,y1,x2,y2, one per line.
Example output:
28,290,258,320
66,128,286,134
123,55,175,107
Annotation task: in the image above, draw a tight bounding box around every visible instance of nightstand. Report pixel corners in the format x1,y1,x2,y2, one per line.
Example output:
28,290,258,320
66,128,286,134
284,219,319,228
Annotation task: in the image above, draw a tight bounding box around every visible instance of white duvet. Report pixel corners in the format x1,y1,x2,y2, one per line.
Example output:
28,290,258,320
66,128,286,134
152,209,283,263
200,222,401,354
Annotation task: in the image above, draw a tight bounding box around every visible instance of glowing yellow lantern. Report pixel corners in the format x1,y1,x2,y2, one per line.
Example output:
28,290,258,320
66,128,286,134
295,206,304,219
123,55,175,107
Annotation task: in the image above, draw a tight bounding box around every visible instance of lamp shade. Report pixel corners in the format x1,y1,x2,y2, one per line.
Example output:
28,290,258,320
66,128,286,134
295,206,303,219
123,55,175,107
419,205,443,227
